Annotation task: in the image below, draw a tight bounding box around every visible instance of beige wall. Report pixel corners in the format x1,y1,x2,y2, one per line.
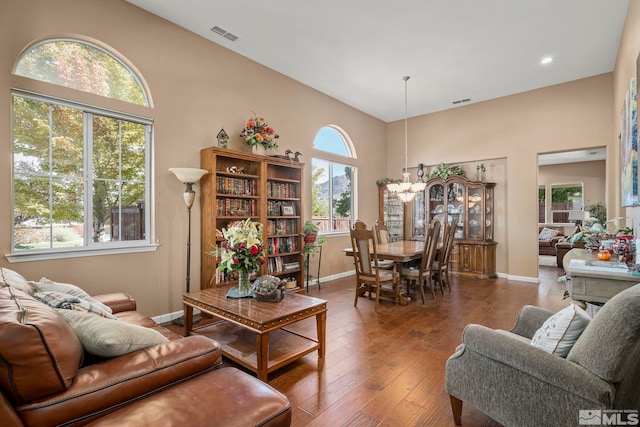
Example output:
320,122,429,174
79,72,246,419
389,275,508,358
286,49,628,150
386,75,614,279
0,0,385,316
538,160,607,224
1,0,639,314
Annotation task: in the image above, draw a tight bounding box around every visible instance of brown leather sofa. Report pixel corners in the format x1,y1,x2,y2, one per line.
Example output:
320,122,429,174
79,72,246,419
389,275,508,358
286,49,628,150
0,267,291,427
538,226,566,256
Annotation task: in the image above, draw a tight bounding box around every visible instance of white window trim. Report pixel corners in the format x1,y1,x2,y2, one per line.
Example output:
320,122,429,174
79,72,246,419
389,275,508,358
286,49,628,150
5,243,159,263
10,90,155,261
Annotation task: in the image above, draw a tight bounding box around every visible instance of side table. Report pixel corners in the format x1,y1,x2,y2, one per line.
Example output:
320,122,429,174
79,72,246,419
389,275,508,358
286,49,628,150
564,248,638,305
304,244,322,292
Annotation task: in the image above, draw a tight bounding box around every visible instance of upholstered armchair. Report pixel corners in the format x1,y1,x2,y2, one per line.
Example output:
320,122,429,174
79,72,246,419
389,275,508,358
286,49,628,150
445,284,640,427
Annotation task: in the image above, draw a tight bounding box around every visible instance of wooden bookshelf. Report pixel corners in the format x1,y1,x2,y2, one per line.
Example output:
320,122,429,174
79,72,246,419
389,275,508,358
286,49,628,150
200,147,304,290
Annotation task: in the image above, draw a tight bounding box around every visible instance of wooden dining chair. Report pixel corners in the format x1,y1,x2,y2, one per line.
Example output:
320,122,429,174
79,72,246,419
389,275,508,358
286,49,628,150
350,220,400,309
434,221,457,293
400,220,441,303
373,220,395,270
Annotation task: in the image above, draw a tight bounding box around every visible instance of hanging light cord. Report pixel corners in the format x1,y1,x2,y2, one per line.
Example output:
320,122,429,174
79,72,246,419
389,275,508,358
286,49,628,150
403,76,409,177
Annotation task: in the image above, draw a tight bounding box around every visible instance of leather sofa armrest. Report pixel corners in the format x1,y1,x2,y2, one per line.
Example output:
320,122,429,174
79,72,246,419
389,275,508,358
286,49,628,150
509,305,554,339
93,292,137,313
454,324,613,402
16,336,222,427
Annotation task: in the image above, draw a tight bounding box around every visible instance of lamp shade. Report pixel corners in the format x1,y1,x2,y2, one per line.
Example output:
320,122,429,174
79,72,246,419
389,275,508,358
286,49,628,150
568,210,586,221
169,168,208,183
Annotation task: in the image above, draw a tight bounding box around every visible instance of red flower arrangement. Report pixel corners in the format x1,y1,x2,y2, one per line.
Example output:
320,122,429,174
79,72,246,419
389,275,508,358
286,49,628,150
240,113,279,150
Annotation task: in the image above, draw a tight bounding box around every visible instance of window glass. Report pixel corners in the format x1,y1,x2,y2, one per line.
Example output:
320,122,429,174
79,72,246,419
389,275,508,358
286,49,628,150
12,93,150,252
313,126,352,156
312,127,356,233
550,183,583,223
15,40,147,106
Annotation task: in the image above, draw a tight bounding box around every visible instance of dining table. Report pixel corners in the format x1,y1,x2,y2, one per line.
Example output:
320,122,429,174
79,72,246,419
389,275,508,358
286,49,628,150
342,240,425,262
343,240,427,305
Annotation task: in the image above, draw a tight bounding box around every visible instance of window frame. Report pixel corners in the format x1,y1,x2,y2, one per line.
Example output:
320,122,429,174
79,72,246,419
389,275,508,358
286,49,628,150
14,38,150,107
539,181,584,225
311,126,357,236
8,90,156,263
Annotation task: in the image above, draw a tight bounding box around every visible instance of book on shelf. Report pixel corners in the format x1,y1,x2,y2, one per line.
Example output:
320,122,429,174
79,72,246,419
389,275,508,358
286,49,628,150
283,262,300,271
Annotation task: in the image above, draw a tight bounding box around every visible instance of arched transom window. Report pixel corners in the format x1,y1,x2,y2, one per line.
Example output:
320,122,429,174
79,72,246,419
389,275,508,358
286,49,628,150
15,39,148,106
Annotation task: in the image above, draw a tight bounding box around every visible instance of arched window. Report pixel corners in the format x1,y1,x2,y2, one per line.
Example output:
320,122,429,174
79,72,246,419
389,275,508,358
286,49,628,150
312,126,357,234
10,39,153,261
15,39,148,106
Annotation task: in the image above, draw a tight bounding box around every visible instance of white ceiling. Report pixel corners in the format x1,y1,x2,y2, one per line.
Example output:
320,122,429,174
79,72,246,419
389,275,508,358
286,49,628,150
127,0,629,123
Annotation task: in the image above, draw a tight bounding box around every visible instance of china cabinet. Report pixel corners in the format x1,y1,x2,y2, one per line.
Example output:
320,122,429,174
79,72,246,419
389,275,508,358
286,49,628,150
200,147,304,290
417,176,496,279
377,183,405,241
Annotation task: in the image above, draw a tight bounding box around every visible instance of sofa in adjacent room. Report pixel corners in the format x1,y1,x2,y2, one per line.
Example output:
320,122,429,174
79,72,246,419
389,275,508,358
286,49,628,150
538,225,566,256
0,267,291,427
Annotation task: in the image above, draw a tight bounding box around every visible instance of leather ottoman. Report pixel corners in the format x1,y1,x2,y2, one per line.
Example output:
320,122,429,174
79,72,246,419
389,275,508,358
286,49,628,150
86,367,291,427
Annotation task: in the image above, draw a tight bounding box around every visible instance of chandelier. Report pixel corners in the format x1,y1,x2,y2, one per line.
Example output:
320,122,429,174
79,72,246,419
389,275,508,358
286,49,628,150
387,76,427,203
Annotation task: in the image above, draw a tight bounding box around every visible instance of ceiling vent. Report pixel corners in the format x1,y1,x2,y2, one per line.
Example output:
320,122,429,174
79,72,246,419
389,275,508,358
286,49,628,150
452,98,472,105
210,26,239,42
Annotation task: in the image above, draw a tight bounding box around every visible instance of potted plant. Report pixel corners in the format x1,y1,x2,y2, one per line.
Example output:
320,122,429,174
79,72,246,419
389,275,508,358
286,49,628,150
302,220,320,244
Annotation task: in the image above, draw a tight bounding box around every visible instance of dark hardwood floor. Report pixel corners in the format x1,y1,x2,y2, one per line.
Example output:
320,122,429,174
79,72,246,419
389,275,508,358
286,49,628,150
172,264,567,426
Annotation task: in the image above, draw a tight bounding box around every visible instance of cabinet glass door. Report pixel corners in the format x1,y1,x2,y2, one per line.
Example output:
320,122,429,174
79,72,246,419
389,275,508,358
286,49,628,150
382,187,404,241
485,189,494,240
467,186,483,239
411,190,425,239
427,183,445,229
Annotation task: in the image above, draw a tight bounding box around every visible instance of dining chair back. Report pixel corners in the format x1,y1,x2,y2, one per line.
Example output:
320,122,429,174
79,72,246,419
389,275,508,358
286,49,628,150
350,220,399,309
375,220,390,244
435,221,457,292
373,220,395,270
401,219,440,303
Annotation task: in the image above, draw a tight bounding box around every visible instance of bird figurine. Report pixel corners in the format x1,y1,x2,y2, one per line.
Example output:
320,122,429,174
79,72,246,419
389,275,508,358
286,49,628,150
293,151,301,162
284,149,293,160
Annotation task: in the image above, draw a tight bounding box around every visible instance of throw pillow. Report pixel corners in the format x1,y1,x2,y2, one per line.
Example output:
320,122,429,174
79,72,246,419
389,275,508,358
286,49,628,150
538,227,561,241
0,267,35,294
530,304,590,357
34,291,119,320
56,309,169,357
34,278,113,314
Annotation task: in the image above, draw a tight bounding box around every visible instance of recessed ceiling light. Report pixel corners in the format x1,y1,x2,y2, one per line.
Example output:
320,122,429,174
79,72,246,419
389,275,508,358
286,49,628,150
541,56,553,64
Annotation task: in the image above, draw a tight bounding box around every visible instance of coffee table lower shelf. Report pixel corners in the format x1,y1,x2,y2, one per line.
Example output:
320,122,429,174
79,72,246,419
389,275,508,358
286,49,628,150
194,321,319,379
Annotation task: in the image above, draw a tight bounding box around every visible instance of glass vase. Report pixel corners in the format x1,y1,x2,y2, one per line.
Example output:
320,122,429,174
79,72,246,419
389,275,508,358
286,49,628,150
237,270,252,296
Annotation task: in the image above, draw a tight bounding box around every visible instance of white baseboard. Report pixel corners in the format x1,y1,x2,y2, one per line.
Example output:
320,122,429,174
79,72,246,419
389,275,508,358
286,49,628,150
152,308,200,325
506,274,540,283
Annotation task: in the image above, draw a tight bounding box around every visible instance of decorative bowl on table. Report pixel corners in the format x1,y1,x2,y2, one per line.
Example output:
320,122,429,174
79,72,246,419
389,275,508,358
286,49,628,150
251,275,286,302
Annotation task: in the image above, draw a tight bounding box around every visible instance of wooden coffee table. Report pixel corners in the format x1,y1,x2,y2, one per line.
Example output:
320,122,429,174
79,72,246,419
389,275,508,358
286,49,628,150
182,287,327,381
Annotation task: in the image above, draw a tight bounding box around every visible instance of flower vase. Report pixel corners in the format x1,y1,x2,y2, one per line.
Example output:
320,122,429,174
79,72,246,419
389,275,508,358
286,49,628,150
252,144,267,156
237,270,252,296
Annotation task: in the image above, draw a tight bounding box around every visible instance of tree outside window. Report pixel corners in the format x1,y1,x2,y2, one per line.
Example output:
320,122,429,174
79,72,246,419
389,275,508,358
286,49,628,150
11,39,151,254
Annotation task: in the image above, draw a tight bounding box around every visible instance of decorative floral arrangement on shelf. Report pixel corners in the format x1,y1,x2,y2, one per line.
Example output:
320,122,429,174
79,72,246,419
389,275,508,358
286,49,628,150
216,218,266,274
240,113,279,150
428,163,466,179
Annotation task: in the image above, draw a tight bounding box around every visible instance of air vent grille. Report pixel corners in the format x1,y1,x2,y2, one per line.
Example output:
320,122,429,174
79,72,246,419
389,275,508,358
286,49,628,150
452,98,471,105
210,26,239,42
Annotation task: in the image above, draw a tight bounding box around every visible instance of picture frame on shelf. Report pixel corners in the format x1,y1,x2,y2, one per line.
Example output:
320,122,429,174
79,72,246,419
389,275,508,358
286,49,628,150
281,204,295,216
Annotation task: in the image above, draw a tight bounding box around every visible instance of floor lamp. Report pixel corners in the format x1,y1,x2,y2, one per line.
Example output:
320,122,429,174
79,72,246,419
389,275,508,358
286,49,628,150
169,167,208,326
